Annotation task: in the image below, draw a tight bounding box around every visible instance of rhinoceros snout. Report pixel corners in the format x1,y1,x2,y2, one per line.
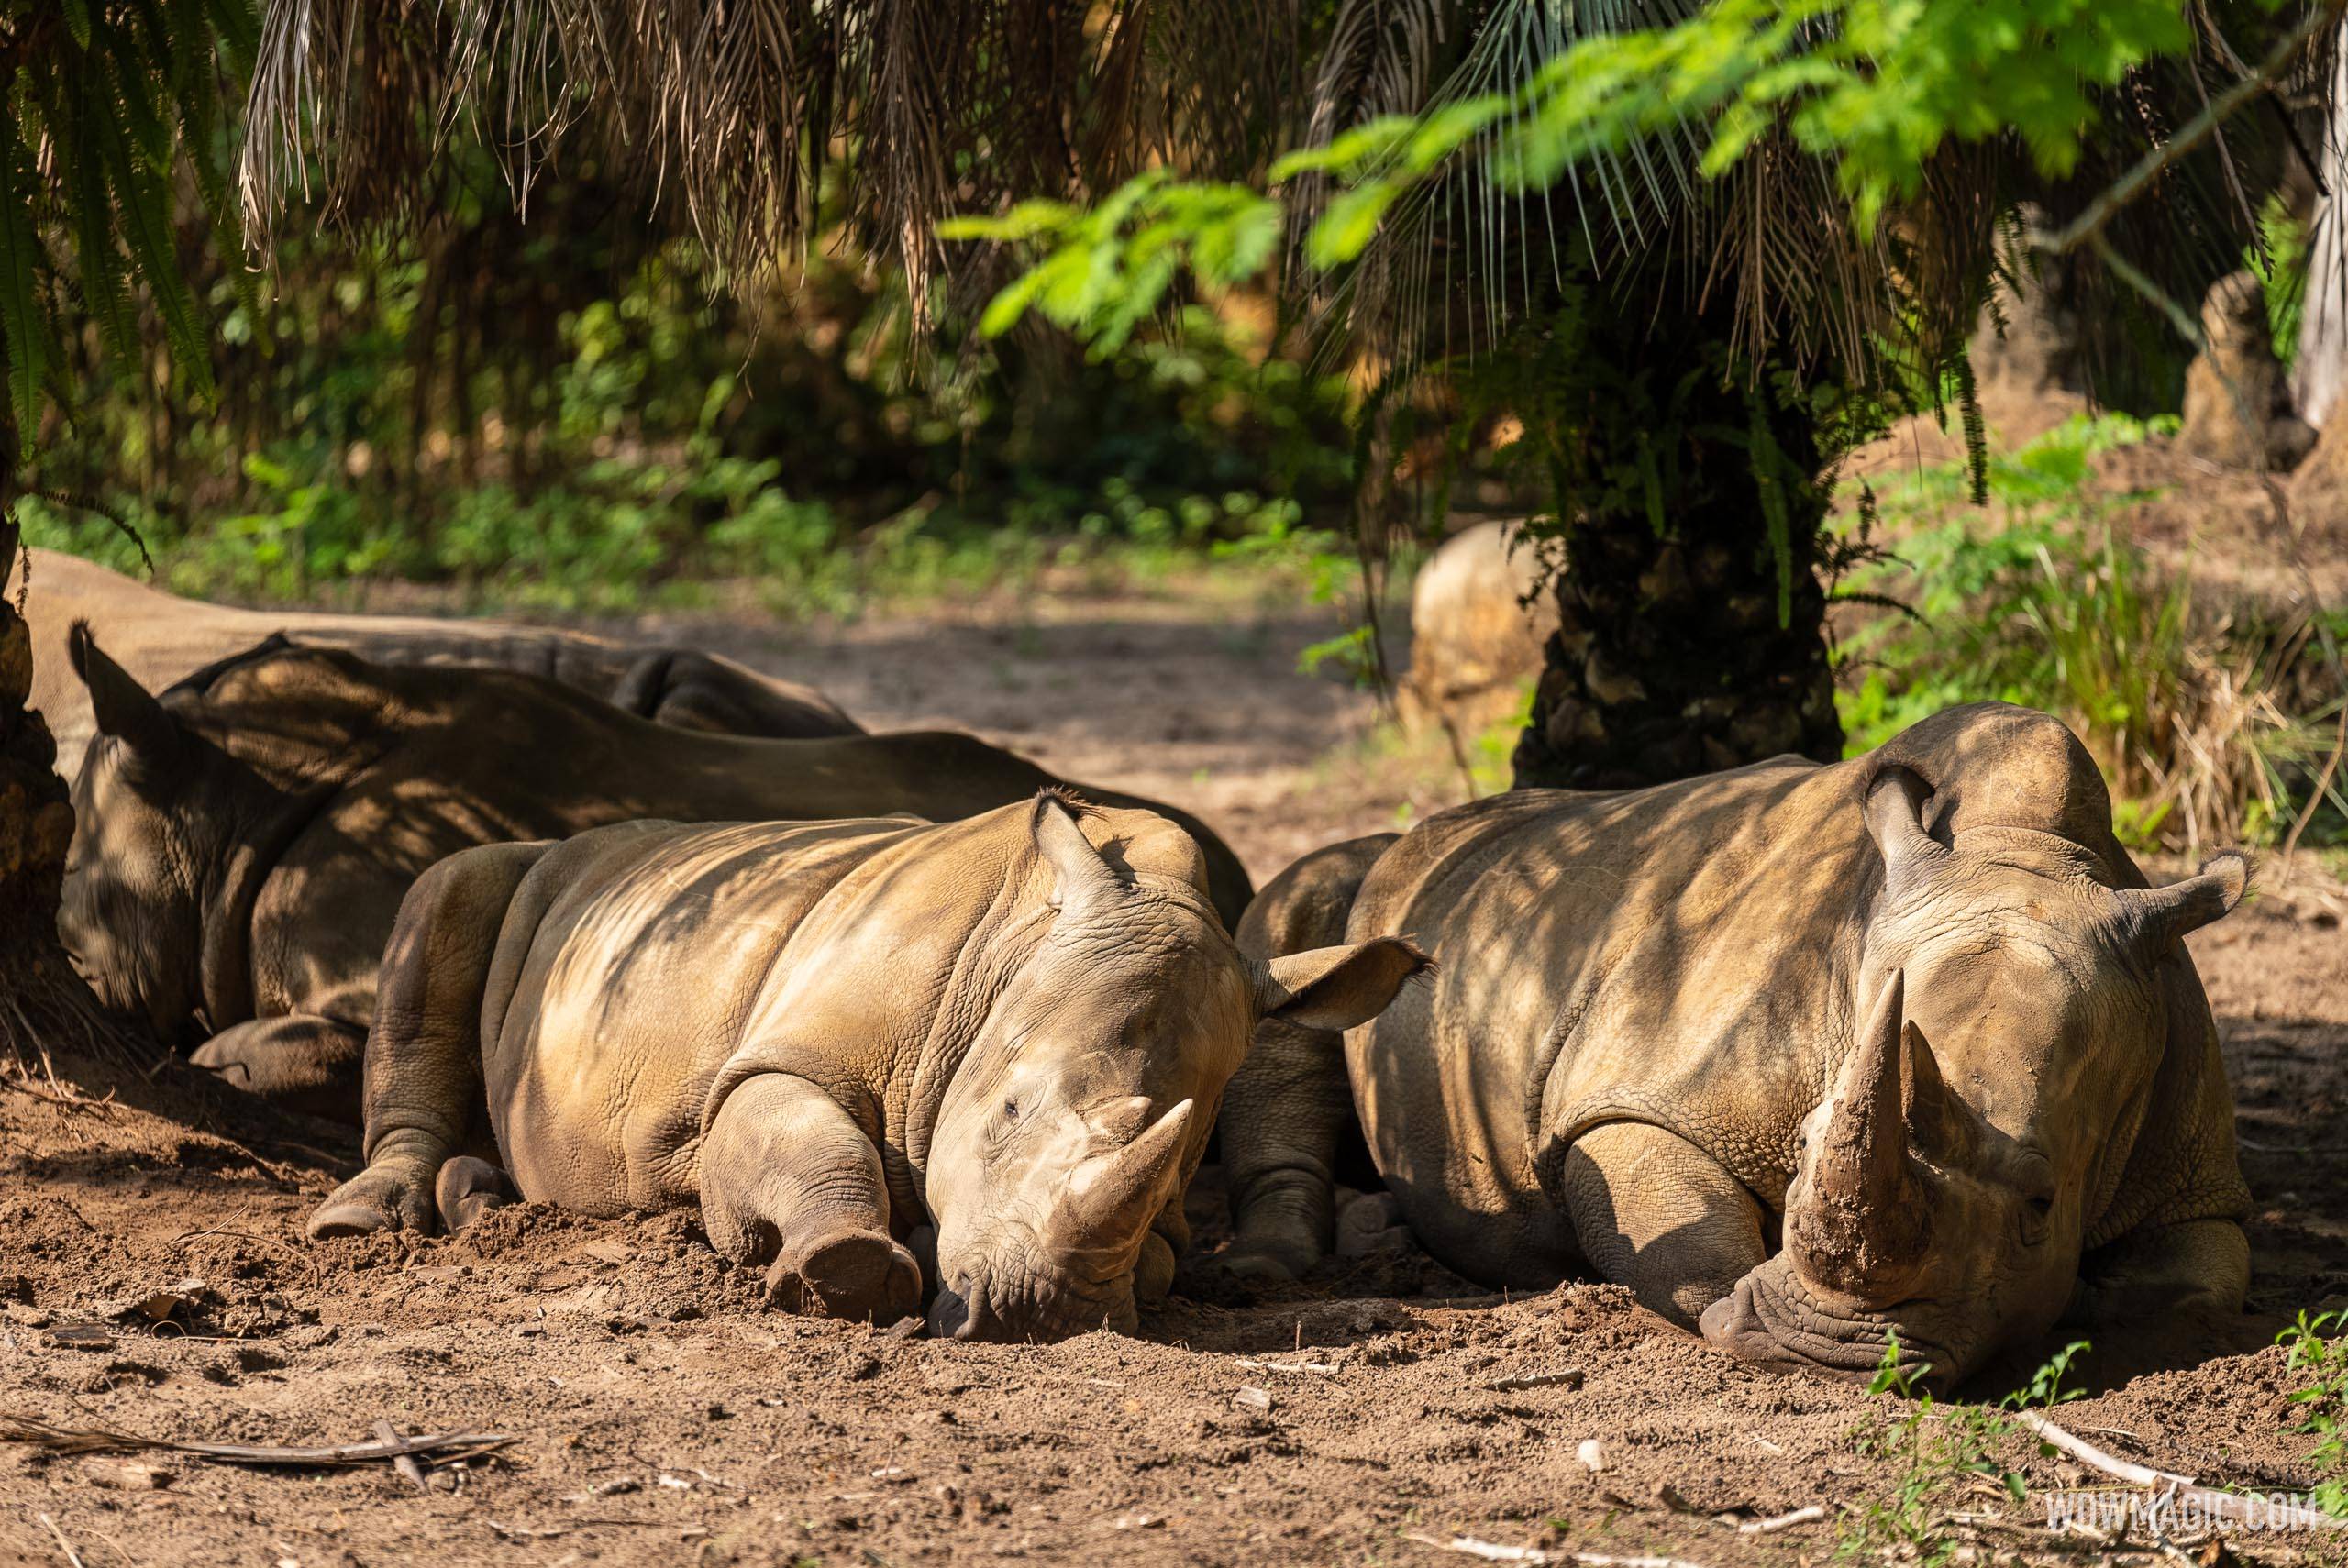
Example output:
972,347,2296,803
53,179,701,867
1700,1264,1958,1391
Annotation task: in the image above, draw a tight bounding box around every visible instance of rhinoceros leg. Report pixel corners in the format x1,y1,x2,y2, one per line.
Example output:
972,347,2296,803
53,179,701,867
700,1071,923,1326
1558,1121,1768,1329
307,841,553,1239
2067,1217,2250,1325
1217,834,1399,1284
190,1012,367,1121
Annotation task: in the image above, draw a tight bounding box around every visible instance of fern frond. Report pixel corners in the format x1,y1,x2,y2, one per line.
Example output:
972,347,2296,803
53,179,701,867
0,119,53,444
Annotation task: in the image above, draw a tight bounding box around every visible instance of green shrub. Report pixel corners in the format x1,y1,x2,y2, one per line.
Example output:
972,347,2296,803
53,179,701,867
1835,414,2346,852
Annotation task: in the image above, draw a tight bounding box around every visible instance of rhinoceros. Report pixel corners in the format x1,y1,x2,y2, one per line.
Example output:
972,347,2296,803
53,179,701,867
20,547,857,777
308,795,1427,1338
1219,703,2250,1386
61,630,1255,1114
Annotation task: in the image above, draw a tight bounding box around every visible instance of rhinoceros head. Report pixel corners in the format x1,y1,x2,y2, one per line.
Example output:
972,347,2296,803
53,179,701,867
1701,767,2247,1387
61,628,279,1044
923,795,1428,1342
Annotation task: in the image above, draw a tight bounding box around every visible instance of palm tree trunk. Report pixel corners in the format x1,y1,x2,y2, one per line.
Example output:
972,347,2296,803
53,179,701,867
1511,336,1844,790
0,519,138,1070
2296,21,2348,432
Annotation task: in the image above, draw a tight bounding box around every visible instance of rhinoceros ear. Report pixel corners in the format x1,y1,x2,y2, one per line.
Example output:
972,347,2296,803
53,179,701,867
1030,790,1124,913
2117,851,2250,952
1865,766,1944,891
1257,936,1433,1032
70,621,183,772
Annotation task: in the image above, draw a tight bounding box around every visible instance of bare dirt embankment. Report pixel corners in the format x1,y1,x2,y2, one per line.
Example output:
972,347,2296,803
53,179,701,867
5,575,2347,1568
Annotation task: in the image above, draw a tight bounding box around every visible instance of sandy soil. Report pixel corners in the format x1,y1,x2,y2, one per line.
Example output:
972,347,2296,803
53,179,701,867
6,579,2348,1568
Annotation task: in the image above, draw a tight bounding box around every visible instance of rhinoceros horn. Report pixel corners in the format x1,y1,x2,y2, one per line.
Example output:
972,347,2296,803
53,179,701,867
1788,971,1933,1301
1064,1098,1194,1247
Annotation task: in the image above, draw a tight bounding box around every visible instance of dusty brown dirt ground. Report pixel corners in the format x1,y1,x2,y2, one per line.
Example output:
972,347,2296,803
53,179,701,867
6,561,2348,1568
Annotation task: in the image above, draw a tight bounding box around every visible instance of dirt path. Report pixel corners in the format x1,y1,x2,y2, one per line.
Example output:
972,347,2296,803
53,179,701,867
6,585,2347,1568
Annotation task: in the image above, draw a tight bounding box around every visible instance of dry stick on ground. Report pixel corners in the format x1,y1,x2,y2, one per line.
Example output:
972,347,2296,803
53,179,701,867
0,1414,515,1469
1735,1506,1826,1535
486,1518,663,1541
38,1512,85,1568
1482,1370,1584,1392
374,1419,431,1495
1235,1357,1344,1375
1401,1535,1712,1568
2014,1411,2348,1531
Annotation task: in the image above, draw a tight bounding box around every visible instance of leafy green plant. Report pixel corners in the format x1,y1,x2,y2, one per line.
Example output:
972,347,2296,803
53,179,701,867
2,0,256,468
1833,414,2346,853
1843,1332,2087,1562
2252,193,2311,373
2279,1309,2348,1517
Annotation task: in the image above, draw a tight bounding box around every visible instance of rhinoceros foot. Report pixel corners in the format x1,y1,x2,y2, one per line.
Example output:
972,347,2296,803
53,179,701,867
1208,1245,1306,1291
765,1228,923,1327
434,1156,516,1232
308,1154,437,1239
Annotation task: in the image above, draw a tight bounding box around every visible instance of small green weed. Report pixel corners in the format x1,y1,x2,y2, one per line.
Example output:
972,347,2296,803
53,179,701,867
2279,1309,2348,1516
1839,1332,2087,1563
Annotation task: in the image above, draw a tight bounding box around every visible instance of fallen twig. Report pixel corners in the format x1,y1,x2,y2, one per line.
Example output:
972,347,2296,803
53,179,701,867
375,1419,430,1494
2237,1136,2348,1154
38,1512,85,1568
0,1066,116,1115
1481,1370,1584,1393
1735,1506,1825,1535
1235,1357,1343,1375
486,1518,660,1540
1401,1533,1711,1568
1,1413,515,1469
2015,1411,2347,1531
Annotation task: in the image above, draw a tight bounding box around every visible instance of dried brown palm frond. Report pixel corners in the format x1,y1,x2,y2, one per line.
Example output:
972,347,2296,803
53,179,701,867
238,0,1306,326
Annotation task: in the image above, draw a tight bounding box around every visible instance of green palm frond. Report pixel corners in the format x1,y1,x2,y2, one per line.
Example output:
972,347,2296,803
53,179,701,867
0,0,249,474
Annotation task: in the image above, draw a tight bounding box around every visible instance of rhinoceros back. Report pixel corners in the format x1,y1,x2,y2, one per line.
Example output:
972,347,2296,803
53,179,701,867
481,817,928,1213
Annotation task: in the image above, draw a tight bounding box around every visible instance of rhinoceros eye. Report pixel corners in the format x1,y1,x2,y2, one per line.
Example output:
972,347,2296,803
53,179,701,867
1002,1099,1019,1122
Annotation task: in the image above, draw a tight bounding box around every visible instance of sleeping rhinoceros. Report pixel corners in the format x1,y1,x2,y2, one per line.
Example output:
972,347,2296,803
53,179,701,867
61,629,1255,1114
1219,702,2250,1386
308,795,1427,1338
20,547,857,777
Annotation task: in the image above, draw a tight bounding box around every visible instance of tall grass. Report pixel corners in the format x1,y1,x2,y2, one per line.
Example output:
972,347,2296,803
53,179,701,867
1835,415,2347,854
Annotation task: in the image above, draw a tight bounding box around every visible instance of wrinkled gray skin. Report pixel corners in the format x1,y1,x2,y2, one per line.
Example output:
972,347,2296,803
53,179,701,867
1220,703,2251,1387
308,796,1428,1341
60,631,1255,1118
22,547,858,778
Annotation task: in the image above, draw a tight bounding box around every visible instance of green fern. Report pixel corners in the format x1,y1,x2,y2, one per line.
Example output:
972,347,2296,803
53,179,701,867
0,0,252,479
0,116,50,444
